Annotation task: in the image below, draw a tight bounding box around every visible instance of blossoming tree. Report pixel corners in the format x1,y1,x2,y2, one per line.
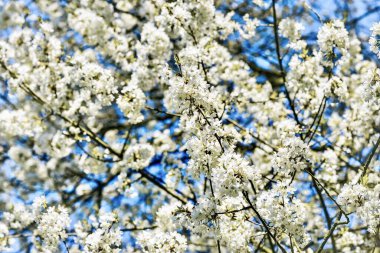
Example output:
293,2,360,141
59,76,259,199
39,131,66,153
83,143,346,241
0,0,379,252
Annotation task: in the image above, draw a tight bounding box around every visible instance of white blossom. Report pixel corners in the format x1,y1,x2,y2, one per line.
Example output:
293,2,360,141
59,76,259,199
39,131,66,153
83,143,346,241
318,20,349,53
272,137,312,175
279,18,304,42
123,143,155,170
137,230,187,253
369,22,380,58
34,205,70,251
337,183,368,213
0,1,379,252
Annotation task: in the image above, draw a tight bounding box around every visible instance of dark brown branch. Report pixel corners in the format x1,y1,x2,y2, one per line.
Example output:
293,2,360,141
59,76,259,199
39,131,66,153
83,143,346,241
243,191,286,253
361,134,380,181
271,0,302,126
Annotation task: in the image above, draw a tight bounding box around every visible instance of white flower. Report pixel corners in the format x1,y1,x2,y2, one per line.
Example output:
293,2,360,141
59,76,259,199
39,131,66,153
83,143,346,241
212,151,258,197
84,228,121,253
156,203,180,231
318,20,349,53
116,84,146,124
240,14,260,39
3,204,34,230
362,68,380,104
123,143,155,170
256,184,310,247
324,76,348,99
140,22,172,60
34,205,70,251
40,21,54,34
8,146,32,163
337,183,368,213
32,196,47,215
279,18,304,42
253,0,264,7
336,231,365,253
272,136,311,175
356,185,380,234
50,131,75,158
137,230,187,253
76,183,92,195
75,211,121,252
0,222,9,251
68,8,109,44
369,22,380,58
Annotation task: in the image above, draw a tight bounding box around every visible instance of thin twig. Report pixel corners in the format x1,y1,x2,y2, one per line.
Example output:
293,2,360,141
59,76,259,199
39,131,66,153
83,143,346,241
361,134,380,181
271,0,302,126
243,191,287,253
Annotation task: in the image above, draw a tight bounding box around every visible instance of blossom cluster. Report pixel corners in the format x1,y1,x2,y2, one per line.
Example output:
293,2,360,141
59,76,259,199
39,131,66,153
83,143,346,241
0,0,379,252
